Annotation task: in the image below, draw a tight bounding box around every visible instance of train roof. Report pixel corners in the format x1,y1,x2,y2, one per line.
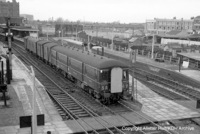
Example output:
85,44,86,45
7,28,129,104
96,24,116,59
37,40,52,46
52,46,129,69
43,42,58,48
64,39,83,45
27,36,38,42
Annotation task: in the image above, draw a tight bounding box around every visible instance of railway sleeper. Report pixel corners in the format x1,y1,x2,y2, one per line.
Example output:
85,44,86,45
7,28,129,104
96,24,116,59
56,96,74,100
67,107,84,111
61,101,79,105
63,103,81,107
73,112,90,115
70,109,87,113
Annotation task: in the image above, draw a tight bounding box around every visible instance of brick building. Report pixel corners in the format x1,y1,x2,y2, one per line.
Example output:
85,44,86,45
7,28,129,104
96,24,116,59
0,0,19,17
146,18,193,34
20,14,34,21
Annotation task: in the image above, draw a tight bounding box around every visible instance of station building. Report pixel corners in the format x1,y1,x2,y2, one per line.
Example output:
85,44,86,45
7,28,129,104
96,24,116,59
0,25,38,38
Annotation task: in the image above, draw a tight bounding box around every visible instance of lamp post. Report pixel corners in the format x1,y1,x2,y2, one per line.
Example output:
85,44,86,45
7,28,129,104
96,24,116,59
87,34,90,51
46,24,51,41
46,28,48,41
30,66,37,134
129,48,137,101
151,34,155,59
111,27,114,50
60,21,64,46
6,17,12,80
76,22,79,41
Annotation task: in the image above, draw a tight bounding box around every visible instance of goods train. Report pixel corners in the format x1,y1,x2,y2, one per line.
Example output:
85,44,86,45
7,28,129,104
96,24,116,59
24,36,130,104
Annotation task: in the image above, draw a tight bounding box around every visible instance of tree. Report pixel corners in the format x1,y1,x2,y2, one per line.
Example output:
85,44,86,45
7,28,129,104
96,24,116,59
56,17,64,23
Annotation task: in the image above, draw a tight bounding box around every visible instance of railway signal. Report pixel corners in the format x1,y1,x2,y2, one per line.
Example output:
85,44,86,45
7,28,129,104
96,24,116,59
5,32,14,42
1,17,22,81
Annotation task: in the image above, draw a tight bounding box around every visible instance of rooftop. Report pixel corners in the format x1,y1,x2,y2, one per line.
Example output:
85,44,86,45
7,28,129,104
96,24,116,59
178,52,200,61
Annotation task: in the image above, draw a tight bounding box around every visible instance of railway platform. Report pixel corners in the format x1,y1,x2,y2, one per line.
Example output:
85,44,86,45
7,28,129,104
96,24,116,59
0,41,162,133
0,41,159,133
103,47,200,82
129,76,200,121
1,38,200,133
0,42,65,134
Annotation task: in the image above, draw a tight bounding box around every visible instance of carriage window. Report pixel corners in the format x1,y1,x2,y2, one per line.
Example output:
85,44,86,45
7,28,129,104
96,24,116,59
100,70,109,82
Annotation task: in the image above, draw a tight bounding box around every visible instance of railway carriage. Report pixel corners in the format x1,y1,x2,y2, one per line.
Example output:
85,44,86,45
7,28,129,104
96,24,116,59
27,37,38,54
54,46,69,73
43,42,58,63
51,46,130,104
36,40,51,59
24,36,130,104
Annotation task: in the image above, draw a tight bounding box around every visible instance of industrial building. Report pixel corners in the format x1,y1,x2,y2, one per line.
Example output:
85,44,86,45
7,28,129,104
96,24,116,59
0,0,19,17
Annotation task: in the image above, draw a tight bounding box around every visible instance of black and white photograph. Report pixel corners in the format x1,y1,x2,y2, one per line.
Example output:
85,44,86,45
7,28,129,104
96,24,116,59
0,0,200,134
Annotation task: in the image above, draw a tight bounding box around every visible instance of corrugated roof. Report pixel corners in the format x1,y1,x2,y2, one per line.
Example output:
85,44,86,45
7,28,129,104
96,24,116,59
167,30,181,35
129,37,143,49
178,52,200,61
37,40,51,46
12,27,39,32
158,30,192,39
52,46,129,69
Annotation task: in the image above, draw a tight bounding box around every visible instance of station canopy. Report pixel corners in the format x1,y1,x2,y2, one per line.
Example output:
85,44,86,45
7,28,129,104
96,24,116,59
178,52,200,61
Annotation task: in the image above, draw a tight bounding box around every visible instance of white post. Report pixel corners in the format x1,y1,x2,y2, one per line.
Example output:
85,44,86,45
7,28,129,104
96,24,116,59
30,66,37,134
151,34,155,59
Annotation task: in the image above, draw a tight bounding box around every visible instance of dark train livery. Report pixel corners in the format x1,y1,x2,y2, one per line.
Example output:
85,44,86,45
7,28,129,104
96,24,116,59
24,37,130,104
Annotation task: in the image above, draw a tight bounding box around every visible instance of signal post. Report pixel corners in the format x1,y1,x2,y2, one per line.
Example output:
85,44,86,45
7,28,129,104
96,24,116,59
6,17,13,81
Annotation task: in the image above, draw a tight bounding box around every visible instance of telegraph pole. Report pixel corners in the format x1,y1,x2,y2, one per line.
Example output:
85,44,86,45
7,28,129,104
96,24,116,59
7,17,12,80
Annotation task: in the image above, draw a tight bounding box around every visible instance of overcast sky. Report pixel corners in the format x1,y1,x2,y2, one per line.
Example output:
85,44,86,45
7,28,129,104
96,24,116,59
9,0,200,23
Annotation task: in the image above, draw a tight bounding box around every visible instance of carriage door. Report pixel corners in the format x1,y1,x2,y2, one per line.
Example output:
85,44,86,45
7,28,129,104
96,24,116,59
111,67,122,93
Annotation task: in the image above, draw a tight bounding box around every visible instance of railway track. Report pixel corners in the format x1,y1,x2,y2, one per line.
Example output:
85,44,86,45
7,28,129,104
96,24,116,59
10,40,181,134
10,41,135,134
56,43,200,101
134,68,200,100
132,70,190,100
13,45,94,119
12,41,133,116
